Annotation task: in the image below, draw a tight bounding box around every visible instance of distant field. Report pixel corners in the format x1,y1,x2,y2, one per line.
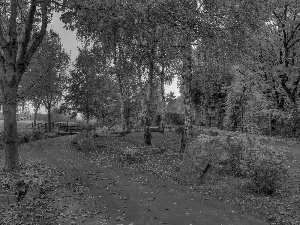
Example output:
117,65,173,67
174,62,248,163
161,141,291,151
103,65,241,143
0,120,45,131
0,120,82,132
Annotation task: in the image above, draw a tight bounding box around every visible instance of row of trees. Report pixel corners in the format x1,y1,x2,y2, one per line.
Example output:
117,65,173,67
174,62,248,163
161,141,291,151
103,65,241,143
1,0,300,171
60,0,261,147
20,30,69,132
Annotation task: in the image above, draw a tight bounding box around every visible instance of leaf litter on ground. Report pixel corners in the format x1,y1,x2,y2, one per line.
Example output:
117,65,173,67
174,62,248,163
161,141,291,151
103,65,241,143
73,132,300,225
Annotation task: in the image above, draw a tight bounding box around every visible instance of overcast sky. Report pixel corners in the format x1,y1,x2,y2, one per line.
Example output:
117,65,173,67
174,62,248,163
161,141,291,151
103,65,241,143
49,12,80,62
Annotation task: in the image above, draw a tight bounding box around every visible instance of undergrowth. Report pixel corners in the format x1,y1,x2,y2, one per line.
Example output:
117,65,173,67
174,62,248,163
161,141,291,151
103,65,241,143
74,130,300,225
0,159,65,225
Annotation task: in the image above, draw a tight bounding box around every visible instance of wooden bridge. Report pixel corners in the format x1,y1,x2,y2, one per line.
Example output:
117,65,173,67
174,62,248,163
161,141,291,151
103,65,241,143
56,123,85,135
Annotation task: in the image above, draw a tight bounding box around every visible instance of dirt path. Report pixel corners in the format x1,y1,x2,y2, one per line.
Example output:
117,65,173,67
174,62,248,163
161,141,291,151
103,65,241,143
20,136,267,225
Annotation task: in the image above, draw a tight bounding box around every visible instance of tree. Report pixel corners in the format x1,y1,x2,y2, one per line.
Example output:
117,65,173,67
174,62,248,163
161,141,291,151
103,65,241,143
65,46,119,124
20,30,69,131
0,0,68,171
244,1,300,110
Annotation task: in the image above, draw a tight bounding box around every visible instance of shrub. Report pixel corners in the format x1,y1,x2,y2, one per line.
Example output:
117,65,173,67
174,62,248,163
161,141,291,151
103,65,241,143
110,124,123,133
72,130,88,144
242,141,288,195
18,130,32,144
165,112,184,126
30,129,45,141
78,137,95,151
181,129,289,195
175,126,184,134
94,126,109,136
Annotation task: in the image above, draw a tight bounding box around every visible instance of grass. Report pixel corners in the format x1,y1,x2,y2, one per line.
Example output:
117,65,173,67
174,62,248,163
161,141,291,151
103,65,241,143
0,120,45,132
74,130,300,225
120,131,182,153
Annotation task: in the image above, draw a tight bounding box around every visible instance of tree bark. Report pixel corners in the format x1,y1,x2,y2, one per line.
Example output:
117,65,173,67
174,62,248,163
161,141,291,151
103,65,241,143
144,45,155,145
3,85,19,171
180,40,193,154
33,101,40,126
138,67,147,127
86,112,90,125
0,0,50,171
47,107,51,133
159,66,166,133
117,74,126,131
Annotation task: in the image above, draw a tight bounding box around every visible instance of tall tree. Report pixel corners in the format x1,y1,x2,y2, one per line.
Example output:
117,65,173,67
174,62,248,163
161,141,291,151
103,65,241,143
65,46,119,124
21,30,69,132
0,0,67,171
244,1,300,110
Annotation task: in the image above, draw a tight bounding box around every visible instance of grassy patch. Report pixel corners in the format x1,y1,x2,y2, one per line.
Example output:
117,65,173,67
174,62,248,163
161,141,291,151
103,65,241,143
74,131,300,224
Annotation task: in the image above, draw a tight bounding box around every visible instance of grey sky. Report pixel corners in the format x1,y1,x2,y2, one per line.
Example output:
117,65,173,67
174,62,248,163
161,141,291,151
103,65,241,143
49,12,80,63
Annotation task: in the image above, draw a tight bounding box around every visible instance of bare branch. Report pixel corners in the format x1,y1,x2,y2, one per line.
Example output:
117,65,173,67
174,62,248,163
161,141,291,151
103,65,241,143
292,75,300,99
18,0,37,65
0,52,5,78
288,38,300,49
272,11,282,26
287,22,300,48
9,0,18,63
20,0,50,82
0,10,9,48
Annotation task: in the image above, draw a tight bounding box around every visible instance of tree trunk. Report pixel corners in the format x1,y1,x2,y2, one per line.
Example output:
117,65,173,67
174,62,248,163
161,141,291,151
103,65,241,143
3,85,19,171
117,74,126,131
33,101,40,126
144,46,155,145
47,107,51,133
180,40,193,154
159,66,166,133
204,92,210,127
140,79,147,127
86,112,90,125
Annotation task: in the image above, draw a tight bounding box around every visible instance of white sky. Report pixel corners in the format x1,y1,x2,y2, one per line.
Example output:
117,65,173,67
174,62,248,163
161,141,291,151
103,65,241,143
38,12,179,113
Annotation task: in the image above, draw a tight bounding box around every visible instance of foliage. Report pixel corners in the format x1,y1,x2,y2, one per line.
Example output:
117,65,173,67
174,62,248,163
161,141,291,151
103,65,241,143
165,112,184,126
74,131,300,223
0,0,71,170
65,46,117,123
181,129,289,195
17,128,57,144
242,1,300,109
94,126,109,136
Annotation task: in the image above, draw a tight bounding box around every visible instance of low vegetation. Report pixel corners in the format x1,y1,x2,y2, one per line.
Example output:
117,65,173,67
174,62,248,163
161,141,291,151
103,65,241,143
72,128,300,224
0,160,66,224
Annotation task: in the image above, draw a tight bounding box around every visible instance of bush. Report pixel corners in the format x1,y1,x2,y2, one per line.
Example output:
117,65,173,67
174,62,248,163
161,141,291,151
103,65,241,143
30,129,45,141
94,126,109,136
175,126,184,134
181,129,289,195
71,130,88,144
78,137,95,151
110,124,123,133
18,129,47,144
165,112,184,126
18,130,32,144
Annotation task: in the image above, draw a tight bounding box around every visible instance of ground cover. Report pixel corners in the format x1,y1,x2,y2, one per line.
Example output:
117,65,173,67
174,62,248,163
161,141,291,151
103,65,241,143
75,131,300,225
1,135,267,225
0,129,299,224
